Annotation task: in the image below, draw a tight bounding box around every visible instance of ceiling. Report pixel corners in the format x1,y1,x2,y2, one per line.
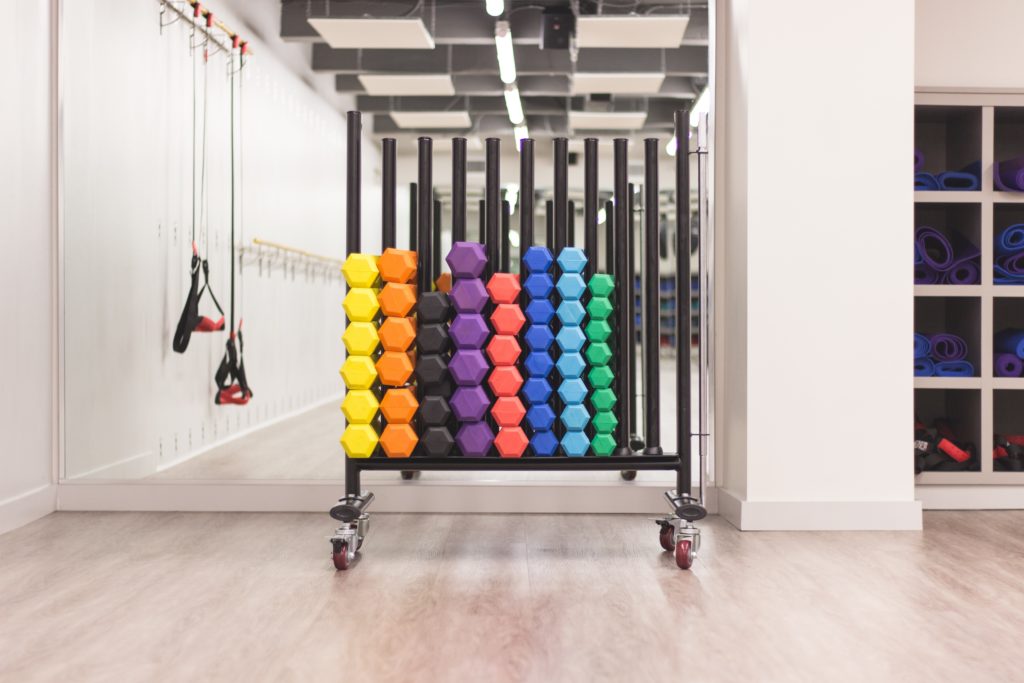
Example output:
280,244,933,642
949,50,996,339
279,0,708,140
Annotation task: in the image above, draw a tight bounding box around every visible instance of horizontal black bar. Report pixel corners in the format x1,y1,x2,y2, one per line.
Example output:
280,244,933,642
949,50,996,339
350,455,682,471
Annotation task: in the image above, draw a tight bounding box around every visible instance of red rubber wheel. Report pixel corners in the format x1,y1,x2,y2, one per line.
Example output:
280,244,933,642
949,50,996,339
332,542,351,571
675,539,693,570
659,526,674,552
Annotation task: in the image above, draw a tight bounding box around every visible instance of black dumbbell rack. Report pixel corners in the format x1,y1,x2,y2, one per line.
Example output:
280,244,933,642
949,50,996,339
331,111,707,571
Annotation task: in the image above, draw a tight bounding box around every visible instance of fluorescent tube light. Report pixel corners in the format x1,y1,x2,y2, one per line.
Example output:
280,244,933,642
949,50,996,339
495,22,517,85
485,0,504,17
514,125,529,151
690,87,710,128
503,86,525,125
505,183,519,216
665,136,677,157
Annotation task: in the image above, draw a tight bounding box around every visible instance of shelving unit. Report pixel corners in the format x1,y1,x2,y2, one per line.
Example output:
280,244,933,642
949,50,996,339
915,92,1024,487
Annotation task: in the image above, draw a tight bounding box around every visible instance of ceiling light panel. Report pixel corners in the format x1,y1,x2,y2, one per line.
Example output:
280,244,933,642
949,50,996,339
571,72,665,95
575,16,689,48
307,18,435,49
358,74,455,96
568,111,648,130
389,111,473,129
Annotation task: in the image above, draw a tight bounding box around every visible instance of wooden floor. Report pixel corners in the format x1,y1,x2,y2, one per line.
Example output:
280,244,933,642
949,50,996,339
1,511,1022,682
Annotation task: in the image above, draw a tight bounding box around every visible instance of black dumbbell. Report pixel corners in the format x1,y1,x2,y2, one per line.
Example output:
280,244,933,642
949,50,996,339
421,425,455,456
418,324,450,355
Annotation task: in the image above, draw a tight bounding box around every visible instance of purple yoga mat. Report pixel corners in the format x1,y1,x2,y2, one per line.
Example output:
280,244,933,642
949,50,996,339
996,353,1024,377
929,333,968,362
995,156,1024,192
997,251,1024,276
947,261,980,285
914,263,943,284
915,226,955,270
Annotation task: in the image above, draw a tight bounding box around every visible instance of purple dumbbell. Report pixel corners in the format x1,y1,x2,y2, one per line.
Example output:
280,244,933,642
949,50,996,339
456,420,495,457
451,385,490,422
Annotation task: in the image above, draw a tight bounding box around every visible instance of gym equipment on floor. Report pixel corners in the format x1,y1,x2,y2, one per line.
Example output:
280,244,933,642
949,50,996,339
331,109,707,572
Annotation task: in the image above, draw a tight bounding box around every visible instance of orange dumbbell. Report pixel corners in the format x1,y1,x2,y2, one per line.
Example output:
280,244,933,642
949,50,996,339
380,387,419,423
378,248,417,284
380,423,418,458
378,316,416,352
376,351,414,386
379,283,417,317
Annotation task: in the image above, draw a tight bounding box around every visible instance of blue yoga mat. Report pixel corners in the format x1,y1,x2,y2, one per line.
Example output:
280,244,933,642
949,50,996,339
914,333,931,359
915,172,940,191
998,224,1024,254
934,360,975,377
914,242,924,266
914,358,935,377
938,171,980,191
995,329,1024,357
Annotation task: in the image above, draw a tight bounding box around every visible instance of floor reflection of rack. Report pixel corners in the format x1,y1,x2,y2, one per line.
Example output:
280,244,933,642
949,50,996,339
240,238,343,282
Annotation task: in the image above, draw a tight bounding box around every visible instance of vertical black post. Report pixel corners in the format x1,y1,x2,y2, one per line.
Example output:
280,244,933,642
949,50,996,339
486,138,501,275
553,137,568,256
433,198,442,279
643,139,662,454
417,137,433,293
675,110,692,494
382,138,396,249
479,199,486,242
452,138,467,244
584,138,598,279
501,200,511,273
545,200,554,248
346,111,361,255
604,199,615,274
409,183,418,252
613,138,632,455
628,182,640,449
520,139,535,250
567,200,576,247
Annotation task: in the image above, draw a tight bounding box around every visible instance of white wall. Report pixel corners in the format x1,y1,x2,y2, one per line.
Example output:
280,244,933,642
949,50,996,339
715,0,922,529
916,0,1024,90
61,0,378,479
0,0,56,532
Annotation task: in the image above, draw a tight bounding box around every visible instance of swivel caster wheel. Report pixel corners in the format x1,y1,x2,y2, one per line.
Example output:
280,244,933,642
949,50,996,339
401,470,420,481
332,539,355,571
675,539,694,570
659,524,674,552
620,470,637,481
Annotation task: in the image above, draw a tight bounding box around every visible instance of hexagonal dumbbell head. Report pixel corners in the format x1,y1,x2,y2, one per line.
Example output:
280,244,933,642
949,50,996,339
491,396,526,427
486,335,521,366
555,273,587,300
415,354,449,387
378,317,416,352
445,241,488,278
378,248,417,284
340,355,377,390
341,389,379,424
435,272,453,293
523,273,554,299
417,291,451,324
586,296,614,321
418,395,452,426
379,283,417,317
522,246,554,274
380,423,418,458
449,349,490,386
556,352,587,379
590,388,617,413
524,324,554,352
486,272,522,304
584,319,612,343
421,426,455,456
560,404,591,431
556,247,588,275
380,387,419,423
450,314,490,349
376,351,414,386
425,376,455,399
456,421,494,457
525,403,556,431
584,342,613,366
556,300,586,327
530,429,559,456
591,433,617,456
525,299,555,325
494,426,529,458
450,278,489,314
587,273,615,298
523,351,554,378
488,365,524,397
556,327,587,354
343,288,380,322
587,365,615,390
451,385,491,422
490,304,526,336
342,253,380,288
340,424,379,458
561,430,591,457
557,378,588,405
416,323,450,355
591,410,619,435
342,322,380,356
521,377,553,405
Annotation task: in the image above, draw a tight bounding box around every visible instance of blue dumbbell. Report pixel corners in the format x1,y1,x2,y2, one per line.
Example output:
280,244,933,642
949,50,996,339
556,327,587,354
523,246,555,274
560,404,591,431
556,300,586,326
556,247,587,275
557,378,588,405
521,377,552,404
524,324,554,352
555,352,586,379
555,273,587,300
561,430,590,457
525,299,556,325
524,351,555,378
526,403,556,431
523,273,555,299
531,429,559,456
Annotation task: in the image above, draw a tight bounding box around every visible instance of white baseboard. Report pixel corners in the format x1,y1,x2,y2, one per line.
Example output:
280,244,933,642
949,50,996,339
0,484,57,536
57,480,719,515
717,489,923,530
917,485,1024,510
68,450,156,480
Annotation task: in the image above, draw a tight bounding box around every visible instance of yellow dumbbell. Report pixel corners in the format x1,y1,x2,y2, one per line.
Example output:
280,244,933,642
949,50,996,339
343,288,380,323
340,423,379,458
342,253,380,288
342,322,380,356
340,355,377,390
341,389,379,424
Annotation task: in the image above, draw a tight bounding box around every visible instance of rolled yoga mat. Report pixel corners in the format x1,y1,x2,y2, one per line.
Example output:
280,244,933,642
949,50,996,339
994,156,1024,192
997,224,1024,253
915,149,924,172
915,172,939,191
995,251,1024,283
914,264,944,285
996,353,1024,377
914,333,931,359
938,171,980,191
915,226,955,270
934,360,975,377
914,242,924,265
947,261,980,285
995,329,1024,358
929,333,968,361
914,228,979,282
914,357,935,377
